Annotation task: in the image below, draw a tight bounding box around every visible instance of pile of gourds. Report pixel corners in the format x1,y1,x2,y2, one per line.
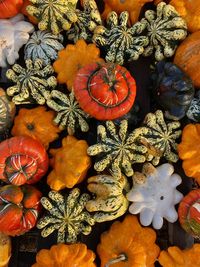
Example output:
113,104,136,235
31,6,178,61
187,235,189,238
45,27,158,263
0,0,200,266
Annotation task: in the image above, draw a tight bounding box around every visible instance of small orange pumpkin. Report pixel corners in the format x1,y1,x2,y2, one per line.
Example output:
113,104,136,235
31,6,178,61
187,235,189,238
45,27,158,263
0,0,23,19
11,106,61,150
158,244,200,267
32,243,96,267
53,39,104,91
47,135,91,190
174,32,200,88
178,123,200,184
97,215,160,267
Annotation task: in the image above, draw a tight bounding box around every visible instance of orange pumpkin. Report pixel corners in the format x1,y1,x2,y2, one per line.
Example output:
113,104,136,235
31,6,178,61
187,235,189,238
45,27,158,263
47,135,91,190
0,0,23,19
32,243,96,267
21,0,38,24
170,0,200,33
158,244,200,267
11,106,61,150
97,215,160,267
102,0,153,24
53,39,104,91
174,32,200,88
178,123,200,184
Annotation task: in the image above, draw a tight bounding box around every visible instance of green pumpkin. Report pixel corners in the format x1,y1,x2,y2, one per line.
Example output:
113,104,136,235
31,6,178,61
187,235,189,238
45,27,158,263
93,11,148,65
37,188,95,243
6,59,57,105
27,0,78,35
86,174,130,222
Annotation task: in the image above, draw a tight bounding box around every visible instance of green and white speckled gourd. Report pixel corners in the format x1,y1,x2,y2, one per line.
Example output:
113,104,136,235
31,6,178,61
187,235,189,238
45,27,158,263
26,0,78,35
37,188,95,243
139,110,182,165
141,2,187,61
93,11,149,65
127,163,183,229
6,59,57,105
67,0,102,42
86,174,130,222
87,120,148,179
24,30,64,65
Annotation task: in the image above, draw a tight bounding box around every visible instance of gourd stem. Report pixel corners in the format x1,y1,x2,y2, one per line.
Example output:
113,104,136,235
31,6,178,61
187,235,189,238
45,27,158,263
105,254,127,267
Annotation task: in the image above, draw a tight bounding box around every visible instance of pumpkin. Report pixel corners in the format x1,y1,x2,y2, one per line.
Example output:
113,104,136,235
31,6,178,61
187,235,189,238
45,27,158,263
24,30,64,66
158,244,200,267
32,243,96,267
174,31,200,88
178,189,200,238
74,62,137,120
53,39,104,91
169,0,200,33
127,163,183,229
26,0,78,35
87,120,148,179
0,0,23,19
187,91,200,122
93,11,148,65
47,135,91,190
0,184,42,236
139,110,181,165
0,14,34,68
101,0,153,25
152,61,194,120
141,2,187,61
97,215,160,267
21,0,38,24
0,88,16,134
0,233,11,267
178,124,200,184
86,174,130,222
11,106,61,150
6,59,57,105
37,189,95,243
47,90,90,135
0,136,49,185
67,0,102,43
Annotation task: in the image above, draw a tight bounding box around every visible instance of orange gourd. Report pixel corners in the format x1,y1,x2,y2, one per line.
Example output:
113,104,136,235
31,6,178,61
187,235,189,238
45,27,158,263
32,243,96,267
0,0,23,19
53,39,104,91
47,135,91,190
97,215,160,267
158,244,200,267
174,32,200,88
178,123,200,185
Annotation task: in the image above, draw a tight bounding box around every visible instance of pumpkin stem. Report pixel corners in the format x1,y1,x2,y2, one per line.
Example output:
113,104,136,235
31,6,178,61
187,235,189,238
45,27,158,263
105,254,127,267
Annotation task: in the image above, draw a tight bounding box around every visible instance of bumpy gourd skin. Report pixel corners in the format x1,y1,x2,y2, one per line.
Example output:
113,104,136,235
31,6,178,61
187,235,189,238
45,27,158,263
93,11,149,65
6,59,57,105
187,91,200,122
141,2,187,61
27,0,78,34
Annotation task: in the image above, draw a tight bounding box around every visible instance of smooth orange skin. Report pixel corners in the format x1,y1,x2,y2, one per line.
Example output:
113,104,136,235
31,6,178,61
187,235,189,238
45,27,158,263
0,0,23,19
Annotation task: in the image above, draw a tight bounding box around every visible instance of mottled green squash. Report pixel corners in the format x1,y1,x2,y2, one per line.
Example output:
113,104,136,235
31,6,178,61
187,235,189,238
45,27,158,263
93,11,148,65
86,174,130,222
37,188,95,243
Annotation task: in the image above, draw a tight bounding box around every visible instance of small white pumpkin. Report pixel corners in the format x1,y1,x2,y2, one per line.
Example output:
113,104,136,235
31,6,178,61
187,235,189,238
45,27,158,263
127,163,183,229
24,30,64,65
0,14,34,67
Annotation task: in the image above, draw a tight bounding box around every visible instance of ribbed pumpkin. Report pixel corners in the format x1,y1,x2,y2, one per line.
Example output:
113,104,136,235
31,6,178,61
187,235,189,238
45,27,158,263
0,88,15,134
74,62,137,120
32,243,96,267
0,184,42,236
97,215,160,267
178,124,200,184
0,233,11,267
0,0,23,19
178,189,200,238
174,31,200,88
0,136,49,185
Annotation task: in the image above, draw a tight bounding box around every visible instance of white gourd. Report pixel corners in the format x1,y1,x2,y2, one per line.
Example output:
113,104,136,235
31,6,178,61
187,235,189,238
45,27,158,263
24,30,64,65
0,14,34,68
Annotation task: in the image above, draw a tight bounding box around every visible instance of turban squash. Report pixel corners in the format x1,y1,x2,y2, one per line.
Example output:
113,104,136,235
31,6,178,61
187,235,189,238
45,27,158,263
0,136,49,185
0,184,42,236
